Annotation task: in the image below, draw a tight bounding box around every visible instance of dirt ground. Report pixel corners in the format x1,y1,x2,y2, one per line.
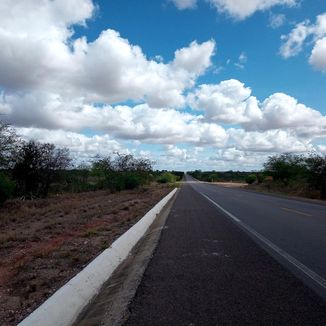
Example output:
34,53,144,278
211,182,247,188
247,183,322,200
0,184,172,325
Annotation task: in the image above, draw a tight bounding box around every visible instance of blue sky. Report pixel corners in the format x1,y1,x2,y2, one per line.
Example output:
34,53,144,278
0,0,326,170
80,0,326,110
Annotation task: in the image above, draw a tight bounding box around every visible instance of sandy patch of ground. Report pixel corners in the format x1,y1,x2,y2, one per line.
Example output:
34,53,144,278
0,184,172,325
212,182,247,188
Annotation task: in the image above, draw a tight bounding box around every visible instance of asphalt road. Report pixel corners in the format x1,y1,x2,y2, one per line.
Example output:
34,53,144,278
124,178,326,326
186,174,326,295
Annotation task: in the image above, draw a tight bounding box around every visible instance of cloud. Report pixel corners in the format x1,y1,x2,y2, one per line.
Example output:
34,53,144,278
188,79,257,123
269,13,286,29
0,0,325,170
164,145,189,160
208,0,297,20
317,145,326,154
0,1,215,108
279,20,312,58
16,127,123,163
309,37,326,72
280,12,326,72
170,0,197,10
228,129,313,153
255,93,326,134
234,51,247,69
0,92,228,147
188,79,326,138
173,40,216,76
211,148,268,168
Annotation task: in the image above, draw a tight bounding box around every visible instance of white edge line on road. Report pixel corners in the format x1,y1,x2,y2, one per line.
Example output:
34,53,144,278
203,194,240,223
202,193,326,292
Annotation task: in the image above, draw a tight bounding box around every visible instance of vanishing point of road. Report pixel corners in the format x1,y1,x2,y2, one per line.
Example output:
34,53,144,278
124,175,326,325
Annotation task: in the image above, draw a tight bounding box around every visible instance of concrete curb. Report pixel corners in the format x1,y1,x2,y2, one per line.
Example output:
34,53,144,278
18,188,177,326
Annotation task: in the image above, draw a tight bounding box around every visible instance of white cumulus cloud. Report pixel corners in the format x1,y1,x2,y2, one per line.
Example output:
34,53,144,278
188,80,326,139
269,13,286,29
170,0,197,10
280,12,326,72
208,0,297,20
309,37,326,72
16,127,123,162
0,0,325,170
0,1,215,108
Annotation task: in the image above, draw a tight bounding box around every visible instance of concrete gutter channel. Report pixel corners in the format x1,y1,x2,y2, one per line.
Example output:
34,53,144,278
18,188,178,326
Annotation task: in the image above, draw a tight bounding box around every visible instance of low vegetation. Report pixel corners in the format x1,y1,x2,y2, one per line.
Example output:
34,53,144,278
262,153,326,200
0,121,182,206
188,170,254,183
189,153,326,200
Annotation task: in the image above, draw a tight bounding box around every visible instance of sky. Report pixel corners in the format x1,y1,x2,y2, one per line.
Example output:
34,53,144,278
0,0,326,171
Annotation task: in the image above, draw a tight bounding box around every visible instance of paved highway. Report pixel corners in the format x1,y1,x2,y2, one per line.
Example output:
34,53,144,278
124,177,326,325
186,174,326,295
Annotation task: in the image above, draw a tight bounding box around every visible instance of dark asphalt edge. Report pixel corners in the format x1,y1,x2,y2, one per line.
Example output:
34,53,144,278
194,186,326,300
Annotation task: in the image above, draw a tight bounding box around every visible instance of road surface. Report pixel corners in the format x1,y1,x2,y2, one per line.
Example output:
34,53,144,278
124,176,326,325
187,175,326,292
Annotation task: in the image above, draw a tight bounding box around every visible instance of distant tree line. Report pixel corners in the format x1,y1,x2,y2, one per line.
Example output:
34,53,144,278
188,170,255,183
0,122,184,205
188,152,326,200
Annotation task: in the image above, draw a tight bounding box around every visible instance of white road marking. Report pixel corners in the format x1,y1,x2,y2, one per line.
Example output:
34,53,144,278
202,193,326,293
203,194,241,222
281,207,312,217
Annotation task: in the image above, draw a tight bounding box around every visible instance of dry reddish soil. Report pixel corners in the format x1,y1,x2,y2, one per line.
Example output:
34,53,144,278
247,183,323,201
0,184,172,325
211,182,247,188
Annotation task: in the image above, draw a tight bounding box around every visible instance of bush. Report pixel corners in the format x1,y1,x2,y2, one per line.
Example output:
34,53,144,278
91,154,152,192
264,153,307,185
157,172,176,184
256,173,265,184
13,140,71,198
245,174,256,184
123,173,142,190
0,172,15,204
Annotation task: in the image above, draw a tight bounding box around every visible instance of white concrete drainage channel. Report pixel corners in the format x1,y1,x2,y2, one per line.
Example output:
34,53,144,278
19,188,177,326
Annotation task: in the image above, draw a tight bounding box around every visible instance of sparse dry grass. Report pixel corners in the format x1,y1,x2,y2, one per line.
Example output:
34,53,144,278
247,182,321,200
0,184,172,325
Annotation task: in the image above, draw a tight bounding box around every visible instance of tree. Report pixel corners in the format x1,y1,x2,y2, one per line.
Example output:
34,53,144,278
306,154,326,199
157,172,176,184
245,174,256,184
13,140,71,198
0,172,15,204
91,153,153,191
0,121,19,168
263,153,307,184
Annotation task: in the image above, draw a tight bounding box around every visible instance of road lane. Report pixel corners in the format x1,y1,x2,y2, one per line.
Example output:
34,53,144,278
124,183,326,325
188,176,326,285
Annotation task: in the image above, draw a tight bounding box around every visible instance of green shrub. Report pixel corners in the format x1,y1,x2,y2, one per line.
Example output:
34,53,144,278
157,172,176,184
123,173,141,190
256,173,264,184
245,174,256,185
0,172,15,204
